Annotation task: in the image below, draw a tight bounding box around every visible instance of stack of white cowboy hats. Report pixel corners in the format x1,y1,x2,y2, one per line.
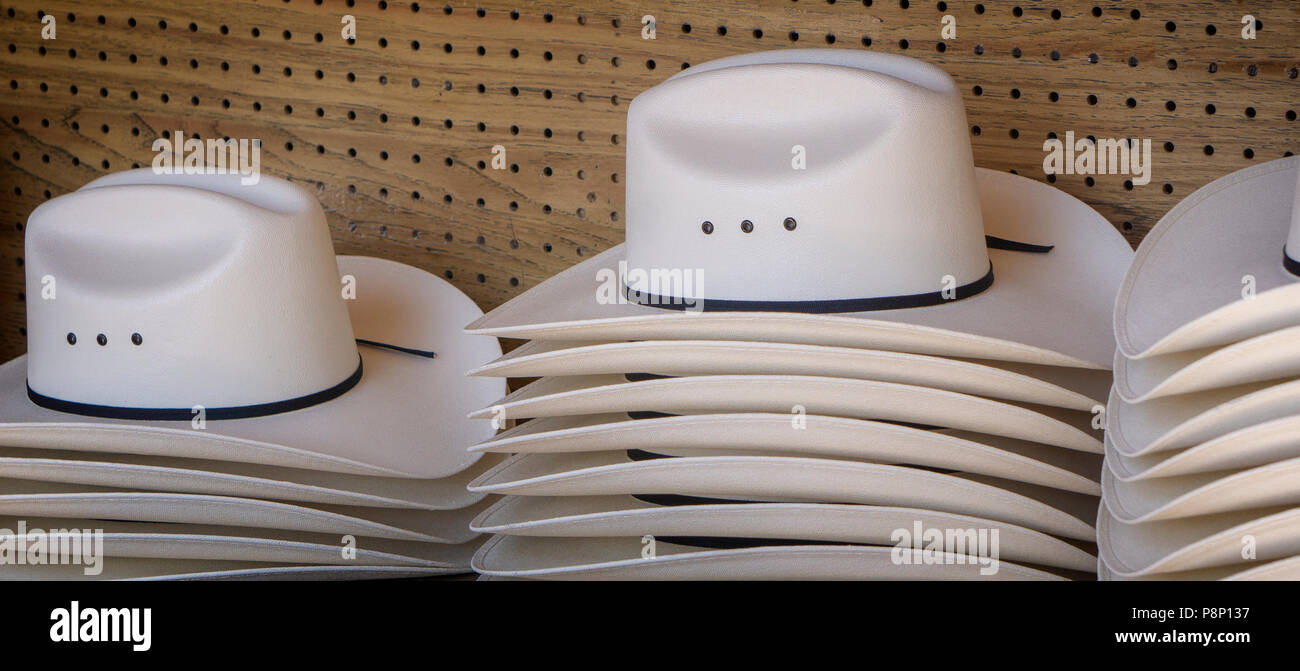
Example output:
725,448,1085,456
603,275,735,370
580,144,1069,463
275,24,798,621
463,50,1134,580
0,170,504,580
1101,156,1300,581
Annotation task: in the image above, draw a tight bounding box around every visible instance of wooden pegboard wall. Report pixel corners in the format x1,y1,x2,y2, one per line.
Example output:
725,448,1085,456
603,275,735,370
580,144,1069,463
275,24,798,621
0,0,1297,361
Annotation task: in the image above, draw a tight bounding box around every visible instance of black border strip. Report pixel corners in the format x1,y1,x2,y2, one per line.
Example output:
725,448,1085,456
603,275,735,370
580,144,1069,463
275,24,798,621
625,262,994,313
26,355,364,421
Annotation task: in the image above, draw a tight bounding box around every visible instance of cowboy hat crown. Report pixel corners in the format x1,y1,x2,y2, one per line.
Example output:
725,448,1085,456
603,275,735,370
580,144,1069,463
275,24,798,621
624,49,991,308
24,170,358,417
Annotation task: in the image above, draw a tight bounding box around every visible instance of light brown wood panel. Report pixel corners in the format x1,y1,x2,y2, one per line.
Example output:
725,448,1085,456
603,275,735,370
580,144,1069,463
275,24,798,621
0,0,1297,361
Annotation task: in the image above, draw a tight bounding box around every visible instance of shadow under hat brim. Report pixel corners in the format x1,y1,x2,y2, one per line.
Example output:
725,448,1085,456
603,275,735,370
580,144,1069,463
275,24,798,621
470,535,1070,580
0,256,504,479
473,412,1102,495
467,452,1099,541
469,339,1112,411
470,495,1097,572
466,170,1133,370
1115,157,1300,360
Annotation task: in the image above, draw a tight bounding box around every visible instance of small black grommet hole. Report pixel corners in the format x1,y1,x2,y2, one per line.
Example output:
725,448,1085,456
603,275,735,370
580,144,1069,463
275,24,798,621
131,333,143,346
96,334,107,346
783,217,797,231
66,332,76,345
740,219,754,233
701,221,714,234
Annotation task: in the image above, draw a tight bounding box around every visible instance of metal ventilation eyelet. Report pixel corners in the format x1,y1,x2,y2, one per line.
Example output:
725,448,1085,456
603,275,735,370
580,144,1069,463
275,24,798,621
131,333,143,346
96,334,107,346
66,332,76,346
701,221,714,234
740,219,754,233
784,217,797,231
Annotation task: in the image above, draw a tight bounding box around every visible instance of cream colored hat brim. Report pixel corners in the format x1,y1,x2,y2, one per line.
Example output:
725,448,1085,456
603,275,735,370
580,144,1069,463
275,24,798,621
1106,378,1300,456
470,535,1069,580
1096,501,1300,576
1102,458,1300,523
470,340,1111,411
1113,325,1300,402
1098,555,1300,581
0,256,505,479
472,374,1101,452
467,452,1098,540
0,478,490,543
1,558,462,581
0,516,479,568
467,170,1132,370
0,446,500,510
475,412,1101,495
1106,415,1300,480
1115,157,1300,359
471,495,1096,572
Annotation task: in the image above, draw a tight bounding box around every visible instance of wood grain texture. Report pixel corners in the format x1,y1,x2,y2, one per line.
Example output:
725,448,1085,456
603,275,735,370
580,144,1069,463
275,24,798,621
0,0,1297,361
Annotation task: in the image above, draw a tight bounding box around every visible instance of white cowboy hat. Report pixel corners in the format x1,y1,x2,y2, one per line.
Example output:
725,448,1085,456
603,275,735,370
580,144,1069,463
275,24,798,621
469,340,1111,411
471,374,1102,452
1096,501,1300,576
1114,157,1300,359
472,413,1102,495
467,452,1098,540
470,495,1097,572
0,516,480,568
1,559,461,581
1113,325,1300,402
0,169,503,478
469,535,1071,581
1105,416,1300,481
1101,457,1300,523
465,50,1132,370
0,446,501,510
0,478,489,543
1106,378,1300,456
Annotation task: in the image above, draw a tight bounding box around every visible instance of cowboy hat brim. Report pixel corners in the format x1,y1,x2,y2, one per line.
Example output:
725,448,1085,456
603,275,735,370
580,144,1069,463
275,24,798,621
2,558,464,581
471,374,1102,452
1097,556,1300,581
0,256,505,479
0,477,490,543
470,535,1070,580
467,452,1099,540
0,516,480,568
1114,157,1300,360
1113,325,1300,402
0,446,500,510
466,170,1133,370
1106,415,1300,481
1096,501,1300,576
1106,379,1300,456
470,495,1097,572
469,339,1111,411
473,412,1102,495
1101,456,1300,523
